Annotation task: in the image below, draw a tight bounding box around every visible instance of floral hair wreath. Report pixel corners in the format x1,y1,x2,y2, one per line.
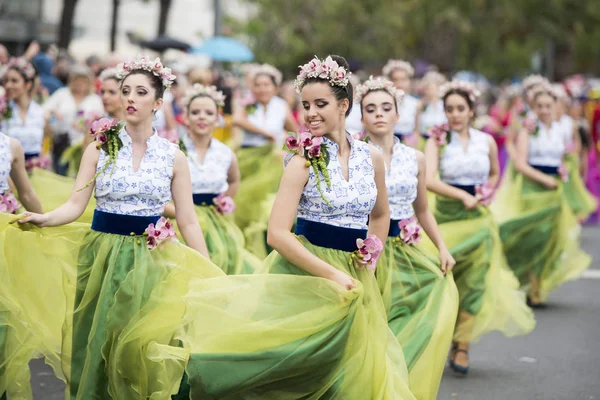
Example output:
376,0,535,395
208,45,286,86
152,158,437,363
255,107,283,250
528,82,558,102
99,68,120,82
421,71,447,86
0,57,36,81
116,56,176,90
522,74,548,90
355,76,405,105
294,56,351,93
184,83,226,108
251,64,283,86
440,80,481,103
382,60,414,78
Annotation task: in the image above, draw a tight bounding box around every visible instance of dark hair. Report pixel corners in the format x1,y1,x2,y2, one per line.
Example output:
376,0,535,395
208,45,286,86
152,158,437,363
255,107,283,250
122,69,165,99
359,89,399,117
301,55,353,117
443,88,474,110
187,93,219,112
254,72,278,87
8,65,37,84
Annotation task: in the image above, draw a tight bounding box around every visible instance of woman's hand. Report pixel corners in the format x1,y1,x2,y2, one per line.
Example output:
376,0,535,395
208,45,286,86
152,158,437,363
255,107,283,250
439,246,456,275
327,269,357,290
542,175,558,190
461,194,479,210
16,212,50,227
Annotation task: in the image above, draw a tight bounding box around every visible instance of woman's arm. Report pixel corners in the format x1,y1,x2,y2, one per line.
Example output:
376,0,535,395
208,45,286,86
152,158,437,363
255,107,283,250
18,142,99,226
267,156,356,289
232,108,276,142
284,107,299,133
171,150,210,258
424,138,478,209
367,145,390,242
514,129,557,189
9,139,43,213
413,101,423,136
413,151,455,273
225,153,241,197
487,136,500,186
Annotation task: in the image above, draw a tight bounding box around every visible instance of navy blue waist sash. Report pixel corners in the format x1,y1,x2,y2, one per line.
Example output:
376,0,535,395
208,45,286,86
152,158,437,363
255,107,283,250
294,218,367,252
24,152,40,160
530,164,559,176
449,184,476,196
388,219,401,237
420,133,430,140
193,193,218,206
91,210,160,236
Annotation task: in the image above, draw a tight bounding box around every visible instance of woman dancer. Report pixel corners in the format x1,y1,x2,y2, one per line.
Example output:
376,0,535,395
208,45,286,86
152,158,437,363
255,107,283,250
233,64,298,257
357,76,458,399
425,80,535,374
0,129,43,399
165,83,261,274
383,60,420,143
415,71,447,150
494,83,591,307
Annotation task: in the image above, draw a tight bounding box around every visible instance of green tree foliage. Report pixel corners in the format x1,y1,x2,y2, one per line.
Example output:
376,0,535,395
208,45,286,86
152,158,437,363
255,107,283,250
228,0,600,80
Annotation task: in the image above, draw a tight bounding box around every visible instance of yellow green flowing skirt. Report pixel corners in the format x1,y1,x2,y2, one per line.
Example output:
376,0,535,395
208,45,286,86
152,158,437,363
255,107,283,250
377,237,458,400
234,145,284,258
60,142,84,178
563,154,598,220
181,205,261,274
221,235,416,399
28,168,95,223
493,173,591,300
433,197,536,342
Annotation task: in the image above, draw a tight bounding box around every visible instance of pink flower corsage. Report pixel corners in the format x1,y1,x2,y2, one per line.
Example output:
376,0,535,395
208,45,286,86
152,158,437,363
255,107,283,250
213,193,235,214
157,129,180,144
90,117,121,149
398,216,422,245
429,124,450,148
25,155,51,172
144,217,177,250
0,192,20,214
352,234,383,271
0,94,12,121
352,131,370,143
475,182,496,206
522,117,539,136
558,163,569,183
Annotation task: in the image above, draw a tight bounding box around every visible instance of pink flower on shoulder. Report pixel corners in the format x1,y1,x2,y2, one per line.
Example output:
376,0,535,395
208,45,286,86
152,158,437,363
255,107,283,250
429,124,450,147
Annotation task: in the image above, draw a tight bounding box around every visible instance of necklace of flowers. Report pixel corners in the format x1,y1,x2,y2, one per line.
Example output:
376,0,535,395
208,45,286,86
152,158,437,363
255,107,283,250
0,192,20,214
351,234,384,271
78,117,125,191
428,123,451,151
144,217,177,249
0,94,12,121
284,125,332,204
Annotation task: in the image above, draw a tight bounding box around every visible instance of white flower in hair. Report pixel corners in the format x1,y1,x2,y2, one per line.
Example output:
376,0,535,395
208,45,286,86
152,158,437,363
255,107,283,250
294,56,351,93
0,57,36,80
251,64,283,86
522,74,548,90
528,81,557,101
355,76,405,105
184,83,226,108
382,60,414,78
99,68,120,82
116,55,176,89
440,80,481,103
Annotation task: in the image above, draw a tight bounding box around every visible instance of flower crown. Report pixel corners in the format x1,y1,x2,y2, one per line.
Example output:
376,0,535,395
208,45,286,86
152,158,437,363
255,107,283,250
116,56,176,89
382,60,414,78
421,71,447,85
184,83,226,108
440,80,481,103
1,57,36,80
251,64,283,86
522,74,548,90
528,82,557,101
99,67,120,82
294,56,351,93
355,76,405,105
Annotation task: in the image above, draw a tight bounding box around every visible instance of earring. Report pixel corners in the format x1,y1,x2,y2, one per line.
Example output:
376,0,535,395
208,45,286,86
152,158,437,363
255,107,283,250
152,108,157,114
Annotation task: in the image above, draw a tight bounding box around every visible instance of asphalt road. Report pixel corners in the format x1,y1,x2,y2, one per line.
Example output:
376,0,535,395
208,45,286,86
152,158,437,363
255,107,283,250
28,226,600,400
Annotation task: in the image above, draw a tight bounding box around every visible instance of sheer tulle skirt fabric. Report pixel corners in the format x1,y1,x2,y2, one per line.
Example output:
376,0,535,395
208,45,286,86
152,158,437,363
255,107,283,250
28,168,95,223
376,238,458,400
492,172,591,300
432,197,536,342
563,153,598,220
60,141,84,178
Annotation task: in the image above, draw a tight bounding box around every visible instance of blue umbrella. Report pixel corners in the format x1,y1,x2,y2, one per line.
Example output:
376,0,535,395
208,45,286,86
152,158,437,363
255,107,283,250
190,36,254,62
